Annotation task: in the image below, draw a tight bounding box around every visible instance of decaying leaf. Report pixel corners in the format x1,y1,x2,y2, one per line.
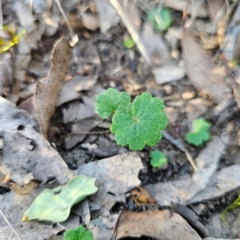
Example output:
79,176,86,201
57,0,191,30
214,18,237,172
78,152,143,210
0,97,73,186
187,165,240,204
182,29,229,103
21,38,72,138
35,38,72,137
87,214,119,240
116,210,201,239
0,52,13,97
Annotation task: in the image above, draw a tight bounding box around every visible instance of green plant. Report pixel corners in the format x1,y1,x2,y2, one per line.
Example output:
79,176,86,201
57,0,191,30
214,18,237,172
185,118,211,146
147,7,172,32
221,195,240,223
96,88,168,150
150,150,167,168
64,225,93,240
123,37,135,49
0,25,25,53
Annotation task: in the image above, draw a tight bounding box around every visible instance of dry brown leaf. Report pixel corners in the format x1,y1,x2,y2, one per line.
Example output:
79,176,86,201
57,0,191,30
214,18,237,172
116,210,201,239
21,38,72,138
35,38,72,137
182,29,229,103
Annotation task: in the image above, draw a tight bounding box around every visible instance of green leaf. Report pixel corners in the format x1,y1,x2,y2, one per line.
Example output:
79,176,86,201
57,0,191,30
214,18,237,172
185,118,211,147
96,88,131,119
23,175,98,223
123,37,135,49
111,92,168,150
150,150,167,168
221,195,240,223
147,7,172,32
64,226,93,240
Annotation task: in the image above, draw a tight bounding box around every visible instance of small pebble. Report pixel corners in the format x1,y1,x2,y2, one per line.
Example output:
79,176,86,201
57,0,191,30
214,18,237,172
182,91,196,100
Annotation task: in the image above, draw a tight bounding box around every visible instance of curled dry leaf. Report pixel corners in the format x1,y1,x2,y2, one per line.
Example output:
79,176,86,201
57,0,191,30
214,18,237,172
116,210,201,240
21,38,72,138
182,29,229,103
0,97,73,186
35,38,72,137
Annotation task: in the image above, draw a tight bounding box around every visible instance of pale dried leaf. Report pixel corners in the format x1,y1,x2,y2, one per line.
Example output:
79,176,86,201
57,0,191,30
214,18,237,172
162,0,208,17
87,214,119,240
57,75,97,107
78,152,143,210
182,29,229,103
0,97,73,186
95,0,120,32
187,165,240,204
0,52,13,97
116,210,201,240
81,13,99,31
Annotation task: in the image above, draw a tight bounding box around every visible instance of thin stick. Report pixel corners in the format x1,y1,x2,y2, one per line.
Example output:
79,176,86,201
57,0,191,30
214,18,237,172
70,130,110,135
162,131,197,172
162,131,185,152
185,149,197,172
0,210,22,240
108,0,151,65
54,0,73,37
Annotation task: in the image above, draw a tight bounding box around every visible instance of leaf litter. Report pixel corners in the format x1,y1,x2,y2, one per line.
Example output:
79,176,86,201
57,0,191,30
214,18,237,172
1,0,240,239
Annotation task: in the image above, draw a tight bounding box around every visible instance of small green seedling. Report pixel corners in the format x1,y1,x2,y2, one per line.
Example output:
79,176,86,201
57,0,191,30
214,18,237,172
0,25,25,53
150,150,167,168
96,88,168,150
23,175,98,223
64,225,93,240
123,37,135,49
147,7,172,32
222,195,240,223
185,118,211,147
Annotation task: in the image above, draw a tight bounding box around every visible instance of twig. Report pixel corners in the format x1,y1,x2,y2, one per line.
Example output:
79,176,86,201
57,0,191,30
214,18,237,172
70,130,110,135
162,131,197,172
0,210,22,240
108,0,151,65
184,149,197,172
54,0,73,37
162,131,185,152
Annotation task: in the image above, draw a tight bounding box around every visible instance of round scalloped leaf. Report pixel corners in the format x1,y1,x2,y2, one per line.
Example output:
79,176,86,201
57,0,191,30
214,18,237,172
64,226,93,240
150,150,167,168
111,92,168,150
147,7,172,32
96,88,131,119
185,118,211,146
